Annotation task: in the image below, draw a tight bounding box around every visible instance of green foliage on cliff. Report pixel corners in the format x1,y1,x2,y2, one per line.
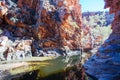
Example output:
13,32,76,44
81,11,113,48
82,11,114,27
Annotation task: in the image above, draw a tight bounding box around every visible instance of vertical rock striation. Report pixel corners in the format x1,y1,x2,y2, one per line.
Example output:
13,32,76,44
0,0,82,60
6,0,82,50
84,0,120,80
35,0,82,50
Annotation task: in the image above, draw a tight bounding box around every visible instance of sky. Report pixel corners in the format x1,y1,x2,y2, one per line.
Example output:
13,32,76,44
80,0,109,12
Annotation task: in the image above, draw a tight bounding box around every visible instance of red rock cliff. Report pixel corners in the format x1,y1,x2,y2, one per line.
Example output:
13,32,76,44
7,0,82,49
0,0,82,60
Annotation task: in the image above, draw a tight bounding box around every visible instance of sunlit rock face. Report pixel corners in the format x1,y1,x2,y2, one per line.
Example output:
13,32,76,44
0,0,82,60
84,0,120,80
6,0,82,49
36,0,82,50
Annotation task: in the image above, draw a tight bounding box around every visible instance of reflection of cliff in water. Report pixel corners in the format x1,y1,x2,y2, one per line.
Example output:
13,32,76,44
10,64,84,80
0,54,83,80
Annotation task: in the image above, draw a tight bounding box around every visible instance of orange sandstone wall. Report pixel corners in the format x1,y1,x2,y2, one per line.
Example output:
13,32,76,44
5,0,82,50
0,0,82,60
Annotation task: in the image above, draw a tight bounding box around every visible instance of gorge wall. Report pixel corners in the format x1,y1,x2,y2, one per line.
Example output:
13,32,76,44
1,0,120,79
84,0,120,80
0,0,82,60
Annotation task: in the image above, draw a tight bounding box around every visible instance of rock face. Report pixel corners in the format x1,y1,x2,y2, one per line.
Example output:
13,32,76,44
0,0,82,60
5,0,82,50
84,0,120,80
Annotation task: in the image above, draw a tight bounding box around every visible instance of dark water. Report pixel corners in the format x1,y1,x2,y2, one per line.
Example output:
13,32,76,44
11,64,85,80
